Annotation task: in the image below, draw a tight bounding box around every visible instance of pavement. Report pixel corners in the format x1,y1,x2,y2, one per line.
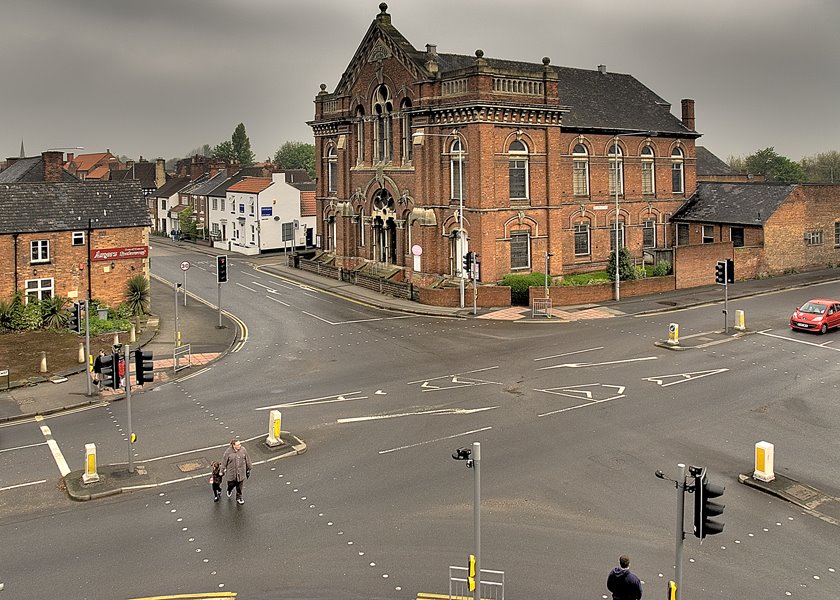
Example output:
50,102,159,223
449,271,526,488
4,235,840,509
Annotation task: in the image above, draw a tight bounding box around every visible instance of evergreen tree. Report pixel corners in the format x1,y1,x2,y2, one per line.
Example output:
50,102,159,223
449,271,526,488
231,123,256,167
211,140,236,162
744,147,805,182
273,141,316,178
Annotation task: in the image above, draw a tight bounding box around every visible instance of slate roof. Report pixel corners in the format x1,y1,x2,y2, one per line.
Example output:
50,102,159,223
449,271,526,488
228,177,272,194
0,181,151,234
185,171,229,196
0,157,80,183
109,162,159,189
152,177,191,199
208,173,247,198
696,146,735,176
179,174,210,195
671,182,797,226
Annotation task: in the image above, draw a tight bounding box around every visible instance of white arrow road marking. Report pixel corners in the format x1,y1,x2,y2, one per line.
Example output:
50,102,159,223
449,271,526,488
534,346,604,361
536,383,625,401
338,406,497,423
256,391,367,410
407,366,500,385
379,427,493,455
643,369,729,387
538,356,658,370
421,382,440,389
758,329,840,351
375,390,387,395
301,312,414,326
537,392,627,417
38,420,70,477
0,480,47,492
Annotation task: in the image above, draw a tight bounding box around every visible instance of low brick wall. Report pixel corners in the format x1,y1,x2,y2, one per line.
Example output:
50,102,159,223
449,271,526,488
530,276,675,306
419,285,511,308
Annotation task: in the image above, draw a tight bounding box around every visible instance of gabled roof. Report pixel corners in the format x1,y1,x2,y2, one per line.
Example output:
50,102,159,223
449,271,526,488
671,182,798,226
0,181,151,234
0,157,80,183
696,147,735,177
109,162,158,189
179,174,210,195
152,177,191,198
187,171,230,196
86,165,112,180
300,191,316,217
228,177,273,194
208,173,246,198
69,152,115,172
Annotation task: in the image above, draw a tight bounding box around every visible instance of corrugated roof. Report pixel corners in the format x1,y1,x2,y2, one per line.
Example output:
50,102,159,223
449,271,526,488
671,182,797,225
0,181,151,233
228,177,272,194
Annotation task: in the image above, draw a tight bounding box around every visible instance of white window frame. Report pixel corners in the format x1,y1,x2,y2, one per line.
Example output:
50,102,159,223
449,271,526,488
72,231,85,246
30,240,50,263
702,225,715,244
641,146,655,195
610,221,626,251
805,230,824,246
643,219,656,248
450,139,465,203
327,146,337,195
508,140,529,200
574,223,590,256
608,146,624,196
671,147,685,194
572,144,589,196
25,277,53,302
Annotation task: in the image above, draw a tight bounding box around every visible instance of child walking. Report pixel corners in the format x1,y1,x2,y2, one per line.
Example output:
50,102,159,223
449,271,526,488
209,461,223,502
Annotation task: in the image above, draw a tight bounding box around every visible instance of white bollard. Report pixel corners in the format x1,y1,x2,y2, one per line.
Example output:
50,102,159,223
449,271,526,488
40,351,48,373
734,309,746,331
78,342,85,364
265,410,283,447
130,323,136,343
82,443,100,484
754,441,775,482
667,323,680,346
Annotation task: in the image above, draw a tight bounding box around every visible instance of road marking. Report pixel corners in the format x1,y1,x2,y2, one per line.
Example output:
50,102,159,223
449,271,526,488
0,479,47,492
235,282,258,293
251,280,295,292
758,329,840,351
301,311,414,325
537,356,658,370
407,366,499,385
537,392,627,417
267,296,290,307
38,421,71,477
0,441,48,454
255,391,367,410
379,427,492,455
338,407,498,423
643,369,729,387
178,367,210,381
534,346,604,361
535,383,625,401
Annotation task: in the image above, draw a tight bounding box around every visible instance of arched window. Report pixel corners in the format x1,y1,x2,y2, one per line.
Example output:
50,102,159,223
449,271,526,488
355,106,365,164
572,143,589,196
357,207,365,247
641,145,655,195
608,144,624,196
373,85,393,163
400,99,412,163
450,138,466,202
326,146,337,195
508,139,529,199
671,147,684,194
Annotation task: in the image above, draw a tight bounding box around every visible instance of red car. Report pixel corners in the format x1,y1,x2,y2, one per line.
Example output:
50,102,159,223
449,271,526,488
790,298,840,333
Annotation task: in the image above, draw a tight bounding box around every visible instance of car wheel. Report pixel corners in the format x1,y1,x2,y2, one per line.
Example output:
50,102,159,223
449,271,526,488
821,323,828,334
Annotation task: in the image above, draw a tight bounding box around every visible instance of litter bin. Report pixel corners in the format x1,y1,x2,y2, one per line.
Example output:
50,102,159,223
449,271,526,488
292,253,300,269
97,309,109,320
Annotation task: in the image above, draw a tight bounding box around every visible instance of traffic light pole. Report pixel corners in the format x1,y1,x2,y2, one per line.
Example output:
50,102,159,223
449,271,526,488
124,344,134,474
84,300,92,397
472,441,481,600
674,463,686,600
218,282,222,328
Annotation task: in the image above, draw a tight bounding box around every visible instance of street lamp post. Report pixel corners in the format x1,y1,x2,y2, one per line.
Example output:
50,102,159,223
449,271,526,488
413,128,467,308
452,442,481,600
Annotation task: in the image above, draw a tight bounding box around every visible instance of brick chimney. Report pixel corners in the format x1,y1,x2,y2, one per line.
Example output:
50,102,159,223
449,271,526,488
42,151,64,182
190,156,203,181
67,152,75,163
227,160,239,177
681,98,696,131
155,158,166,188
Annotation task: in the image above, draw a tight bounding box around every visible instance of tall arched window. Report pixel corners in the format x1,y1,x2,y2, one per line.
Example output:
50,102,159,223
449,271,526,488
355,106,365,164
373,85,393,163
572,143,589,196
326,146,337,195
671,147,684,194
608,144,624,196
641,145,655,195
357,208,365,248
450,138,465,202
508,139,529,199
400,99,412,163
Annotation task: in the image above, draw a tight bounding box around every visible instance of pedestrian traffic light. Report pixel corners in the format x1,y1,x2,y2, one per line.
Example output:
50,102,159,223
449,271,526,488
134,349,154,386
100,353,115,389
462,251,473,276
67,302,81,333
714,260,726,285
726,258,735,283
110,352,121,389
693,469,725,540
468,554,476,592
217,255,228,283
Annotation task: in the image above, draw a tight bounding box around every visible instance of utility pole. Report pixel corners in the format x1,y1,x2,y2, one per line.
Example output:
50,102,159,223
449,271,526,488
124,344,134,473
84,300,91,397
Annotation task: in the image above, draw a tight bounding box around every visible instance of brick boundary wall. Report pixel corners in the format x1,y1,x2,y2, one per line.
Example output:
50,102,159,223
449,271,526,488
529,275,676,305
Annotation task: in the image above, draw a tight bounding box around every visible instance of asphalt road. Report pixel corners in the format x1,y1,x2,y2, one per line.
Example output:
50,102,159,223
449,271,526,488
2,245,839,599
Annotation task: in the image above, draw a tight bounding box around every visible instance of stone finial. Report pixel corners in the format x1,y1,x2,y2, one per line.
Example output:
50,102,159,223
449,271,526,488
377,3,390,24
379,2,388,14
475,49,484,58
542,56,550,65
318,83,328,96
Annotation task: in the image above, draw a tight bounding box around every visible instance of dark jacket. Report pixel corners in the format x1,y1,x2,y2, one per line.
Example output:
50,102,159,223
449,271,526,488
607,566,643,600
221,446,252,482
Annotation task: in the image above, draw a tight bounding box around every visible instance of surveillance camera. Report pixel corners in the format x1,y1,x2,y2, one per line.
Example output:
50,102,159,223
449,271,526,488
452,447,471,461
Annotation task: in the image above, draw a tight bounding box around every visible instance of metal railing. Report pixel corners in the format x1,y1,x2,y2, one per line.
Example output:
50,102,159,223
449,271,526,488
532,297,553,318
449,565,504,600
174,344,192,373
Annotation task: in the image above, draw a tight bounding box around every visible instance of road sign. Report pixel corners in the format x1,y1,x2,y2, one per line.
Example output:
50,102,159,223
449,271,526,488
0,369,8,377
180,261,191,271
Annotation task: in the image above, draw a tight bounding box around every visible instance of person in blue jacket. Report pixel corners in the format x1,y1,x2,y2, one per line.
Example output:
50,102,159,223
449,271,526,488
607,555,643,600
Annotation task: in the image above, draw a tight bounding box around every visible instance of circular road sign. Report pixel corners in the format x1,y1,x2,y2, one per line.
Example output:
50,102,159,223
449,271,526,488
411,244,423,256
180,261,191,271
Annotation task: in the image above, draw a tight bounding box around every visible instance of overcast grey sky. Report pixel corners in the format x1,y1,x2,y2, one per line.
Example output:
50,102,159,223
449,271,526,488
2,0,838,164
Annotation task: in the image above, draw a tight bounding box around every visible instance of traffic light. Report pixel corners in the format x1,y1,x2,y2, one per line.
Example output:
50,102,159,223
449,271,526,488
467,554,476,592
693,469,725,539
217,255,228,283
462,251,473,276
714,260,726,285
134,349,154,386
726,258,734,283
67,302,81,333
100,353,116,389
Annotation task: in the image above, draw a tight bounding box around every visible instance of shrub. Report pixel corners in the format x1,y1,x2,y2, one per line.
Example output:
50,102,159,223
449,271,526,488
40,296,70,330
652,261,672,277
14,299,44,331
560,272,610,286
607,248,636,282
500,272,546,305
125,275,150,316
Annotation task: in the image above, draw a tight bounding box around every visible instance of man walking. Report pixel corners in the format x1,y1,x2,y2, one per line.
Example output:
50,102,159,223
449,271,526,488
607,555,643,600
92,350,105,389
221,439,252,505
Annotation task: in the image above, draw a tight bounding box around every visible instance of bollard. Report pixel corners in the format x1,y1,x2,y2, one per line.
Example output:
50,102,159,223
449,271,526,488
82,443,100,484
78,342,85,364
265,410,283,447
113,333,120,346
734,309,746,331
40,350,48,373
754,441,775,482
667,322,680,346
130,324,136,343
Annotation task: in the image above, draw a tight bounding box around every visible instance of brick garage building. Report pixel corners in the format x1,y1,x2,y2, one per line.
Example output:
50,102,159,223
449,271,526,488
309,4,700,297
0,156,151,308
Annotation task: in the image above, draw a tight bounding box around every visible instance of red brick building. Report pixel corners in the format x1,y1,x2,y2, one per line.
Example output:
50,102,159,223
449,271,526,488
309,4,700,288
0,152,151,308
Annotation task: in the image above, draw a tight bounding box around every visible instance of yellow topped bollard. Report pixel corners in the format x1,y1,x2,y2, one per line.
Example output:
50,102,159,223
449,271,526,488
667,323,679,346
265,410,283,447
754,441,775,482
83,443,100,484
734,309,746,331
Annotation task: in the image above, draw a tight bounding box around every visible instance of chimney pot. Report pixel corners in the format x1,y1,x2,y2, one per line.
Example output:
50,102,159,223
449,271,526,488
598,64,607,74
681,98,696,131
